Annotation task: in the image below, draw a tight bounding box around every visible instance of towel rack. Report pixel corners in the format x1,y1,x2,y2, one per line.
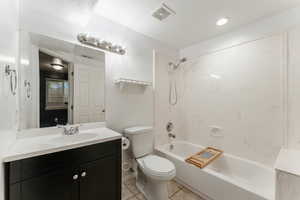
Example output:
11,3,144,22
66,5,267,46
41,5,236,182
114,78,152,90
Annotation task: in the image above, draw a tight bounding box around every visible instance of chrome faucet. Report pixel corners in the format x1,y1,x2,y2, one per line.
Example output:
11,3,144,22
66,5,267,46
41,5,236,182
167,122,176,139
57,125,80,135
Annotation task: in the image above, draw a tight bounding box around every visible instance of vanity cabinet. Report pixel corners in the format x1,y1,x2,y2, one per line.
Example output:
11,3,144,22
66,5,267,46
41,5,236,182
5,139,121,200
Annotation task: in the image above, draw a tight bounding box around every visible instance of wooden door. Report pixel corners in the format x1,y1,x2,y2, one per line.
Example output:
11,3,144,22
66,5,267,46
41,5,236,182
20,168,79,200
79,156,120,200
74,63,105,123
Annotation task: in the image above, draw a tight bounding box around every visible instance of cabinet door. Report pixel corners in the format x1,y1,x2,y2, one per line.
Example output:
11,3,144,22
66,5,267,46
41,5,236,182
21,168,79,200
80,156,120,200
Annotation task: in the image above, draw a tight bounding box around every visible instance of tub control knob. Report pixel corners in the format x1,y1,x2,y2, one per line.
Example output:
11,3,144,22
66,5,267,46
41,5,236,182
166,122,174,132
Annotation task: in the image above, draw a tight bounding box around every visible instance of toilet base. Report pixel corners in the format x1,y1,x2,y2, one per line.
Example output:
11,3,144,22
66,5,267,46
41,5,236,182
136,167,169,200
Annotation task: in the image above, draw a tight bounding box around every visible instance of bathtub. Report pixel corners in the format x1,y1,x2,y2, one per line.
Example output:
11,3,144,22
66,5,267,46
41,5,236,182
156,141,275,200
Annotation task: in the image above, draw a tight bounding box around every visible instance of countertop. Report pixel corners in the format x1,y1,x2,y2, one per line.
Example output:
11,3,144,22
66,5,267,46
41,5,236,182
2,127,122,162
275,148,300,176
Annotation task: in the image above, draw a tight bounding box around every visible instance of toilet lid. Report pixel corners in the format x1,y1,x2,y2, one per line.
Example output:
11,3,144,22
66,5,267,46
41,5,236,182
138,155,175,177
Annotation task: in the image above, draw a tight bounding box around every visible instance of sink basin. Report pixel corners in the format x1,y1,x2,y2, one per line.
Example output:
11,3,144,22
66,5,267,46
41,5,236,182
48,133,98,145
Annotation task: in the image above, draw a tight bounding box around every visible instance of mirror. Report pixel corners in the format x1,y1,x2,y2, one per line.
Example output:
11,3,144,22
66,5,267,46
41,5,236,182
19,33,106,129
39,52,71,127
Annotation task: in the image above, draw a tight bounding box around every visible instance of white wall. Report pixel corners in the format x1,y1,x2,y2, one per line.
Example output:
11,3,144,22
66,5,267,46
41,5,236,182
0,0,19,131
0,0,19,199
19,3,178,133
287,27,300,150
18,32,38,129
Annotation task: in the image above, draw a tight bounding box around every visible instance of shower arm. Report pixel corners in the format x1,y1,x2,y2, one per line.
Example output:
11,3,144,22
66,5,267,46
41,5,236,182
168,57,187,106
169,79,177,106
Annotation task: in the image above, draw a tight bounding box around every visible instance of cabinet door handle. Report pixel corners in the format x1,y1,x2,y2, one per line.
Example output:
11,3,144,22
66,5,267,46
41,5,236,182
81,171,87,177
73,174,79,180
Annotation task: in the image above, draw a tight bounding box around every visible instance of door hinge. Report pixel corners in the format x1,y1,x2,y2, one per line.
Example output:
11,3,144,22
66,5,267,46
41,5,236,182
71,105,74,110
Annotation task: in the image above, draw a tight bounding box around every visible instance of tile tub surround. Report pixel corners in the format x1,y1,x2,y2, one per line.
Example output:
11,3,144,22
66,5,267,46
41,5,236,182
122,171,205,200
176,34,285,167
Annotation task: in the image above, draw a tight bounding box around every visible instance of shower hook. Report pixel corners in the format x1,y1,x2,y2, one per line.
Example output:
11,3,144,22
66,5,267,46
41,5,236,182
24,80,31,99
5,65,17,96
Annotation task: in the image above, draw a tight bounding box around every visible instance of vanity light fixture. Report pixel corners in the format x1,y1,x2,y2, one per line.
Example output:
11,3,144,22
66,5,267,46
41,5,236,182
216,18,229,26
77,33,126,55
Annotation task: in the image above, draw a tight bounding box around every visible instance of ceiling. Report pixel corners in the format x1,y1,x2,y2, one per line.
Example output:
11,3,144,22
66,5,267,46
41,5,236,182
22,0,300,48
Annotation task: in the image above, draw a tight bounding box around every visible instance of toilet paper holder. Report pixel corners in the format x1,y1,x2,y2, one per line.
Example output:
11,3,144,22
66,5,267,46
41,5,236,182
122,137,130,150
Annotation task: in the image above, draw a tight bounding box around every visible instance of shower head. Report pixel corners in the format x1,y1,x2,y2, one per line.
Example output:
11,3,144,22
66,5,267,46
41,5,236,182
169,57,187,70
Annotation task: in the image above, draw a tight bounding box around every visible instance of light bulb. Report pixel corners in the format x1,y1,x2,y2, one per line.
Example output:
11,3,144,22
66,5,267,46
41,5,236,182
216,18,229,26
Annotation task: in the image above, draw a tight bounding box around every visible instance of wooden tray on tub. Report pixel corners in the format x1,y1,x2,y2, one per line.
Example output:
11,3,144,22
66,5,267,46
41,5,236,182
185,147,223,169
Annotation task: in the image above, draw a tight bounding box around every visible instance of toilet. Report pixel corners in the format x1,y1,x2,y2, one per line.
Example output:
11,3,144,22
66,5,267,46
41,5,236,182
125,126,176,200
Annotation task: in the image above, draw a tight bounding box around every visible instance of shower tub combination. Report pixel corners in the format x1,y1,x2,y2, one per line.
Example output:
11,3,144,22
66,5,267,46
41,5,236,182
156,141,275,200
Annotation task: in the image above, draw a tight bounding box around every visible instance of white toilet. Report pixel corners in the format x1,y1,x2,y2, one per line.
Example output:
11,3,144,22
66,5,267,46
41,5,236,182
125,126,176,200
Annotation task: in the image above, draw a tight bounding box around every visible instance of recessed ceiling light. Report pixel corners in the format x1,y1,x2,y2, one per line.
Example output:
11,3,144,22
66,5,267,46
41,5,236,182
216,18,229,26
52,65,63,70
51,58,64,70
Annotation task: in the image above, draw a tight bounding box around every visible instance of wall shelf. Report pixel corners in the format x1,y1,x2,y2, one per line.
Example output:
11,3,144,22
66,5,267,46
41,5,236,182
114,78,152,89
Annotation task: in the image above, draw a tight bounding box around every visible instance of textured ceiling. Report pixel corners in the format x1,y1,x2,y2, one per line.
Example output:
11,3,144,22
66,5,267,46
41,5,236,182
22,0,300,48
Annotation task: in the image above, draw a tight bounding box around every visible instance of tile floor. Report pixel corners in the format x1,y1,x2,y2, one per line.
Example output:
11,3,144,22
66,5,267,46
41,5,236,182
122,171,205,200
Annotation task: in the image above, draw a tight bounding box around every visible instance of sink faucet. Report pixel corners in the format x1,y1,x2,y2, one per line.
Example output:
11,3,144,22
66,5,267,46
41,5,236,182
57,125,80,135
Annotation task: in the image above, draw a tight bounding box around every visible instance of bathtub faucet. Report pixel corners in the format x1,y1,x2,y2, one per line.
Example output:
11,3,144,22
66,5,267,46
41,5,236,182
168,133,176,139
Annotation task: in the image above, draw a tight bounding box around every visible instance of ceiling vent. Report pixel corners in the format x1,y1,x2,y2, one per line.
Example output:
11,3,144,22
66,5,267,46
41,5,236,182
152,3,176,21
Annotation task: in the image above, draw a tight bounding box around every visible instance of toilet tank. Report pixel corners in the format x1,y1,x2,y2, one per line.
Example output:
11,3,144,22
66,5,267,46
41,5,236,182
124,126,154,158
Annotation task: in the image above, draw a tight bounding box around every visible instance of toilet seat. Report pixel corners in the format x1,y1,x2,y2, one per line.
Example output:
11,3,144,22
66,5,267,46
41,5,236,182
137,155,176,181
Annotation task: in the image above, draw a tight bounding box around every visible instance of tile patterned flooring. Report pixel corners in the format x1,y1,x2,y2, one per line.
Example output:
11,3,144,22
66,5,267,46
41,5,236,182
122,171,205,200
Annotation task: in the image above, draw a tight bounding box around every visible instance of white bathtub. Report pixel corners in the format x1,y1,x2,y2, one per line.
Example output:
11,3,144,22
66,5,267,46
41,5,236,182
156,141,275,200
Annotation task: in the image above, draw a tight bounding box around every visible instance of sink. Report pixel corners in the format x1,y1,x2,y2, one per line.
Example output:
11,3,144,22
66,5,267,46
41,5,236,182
3,127,122,163
48,133,98,145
